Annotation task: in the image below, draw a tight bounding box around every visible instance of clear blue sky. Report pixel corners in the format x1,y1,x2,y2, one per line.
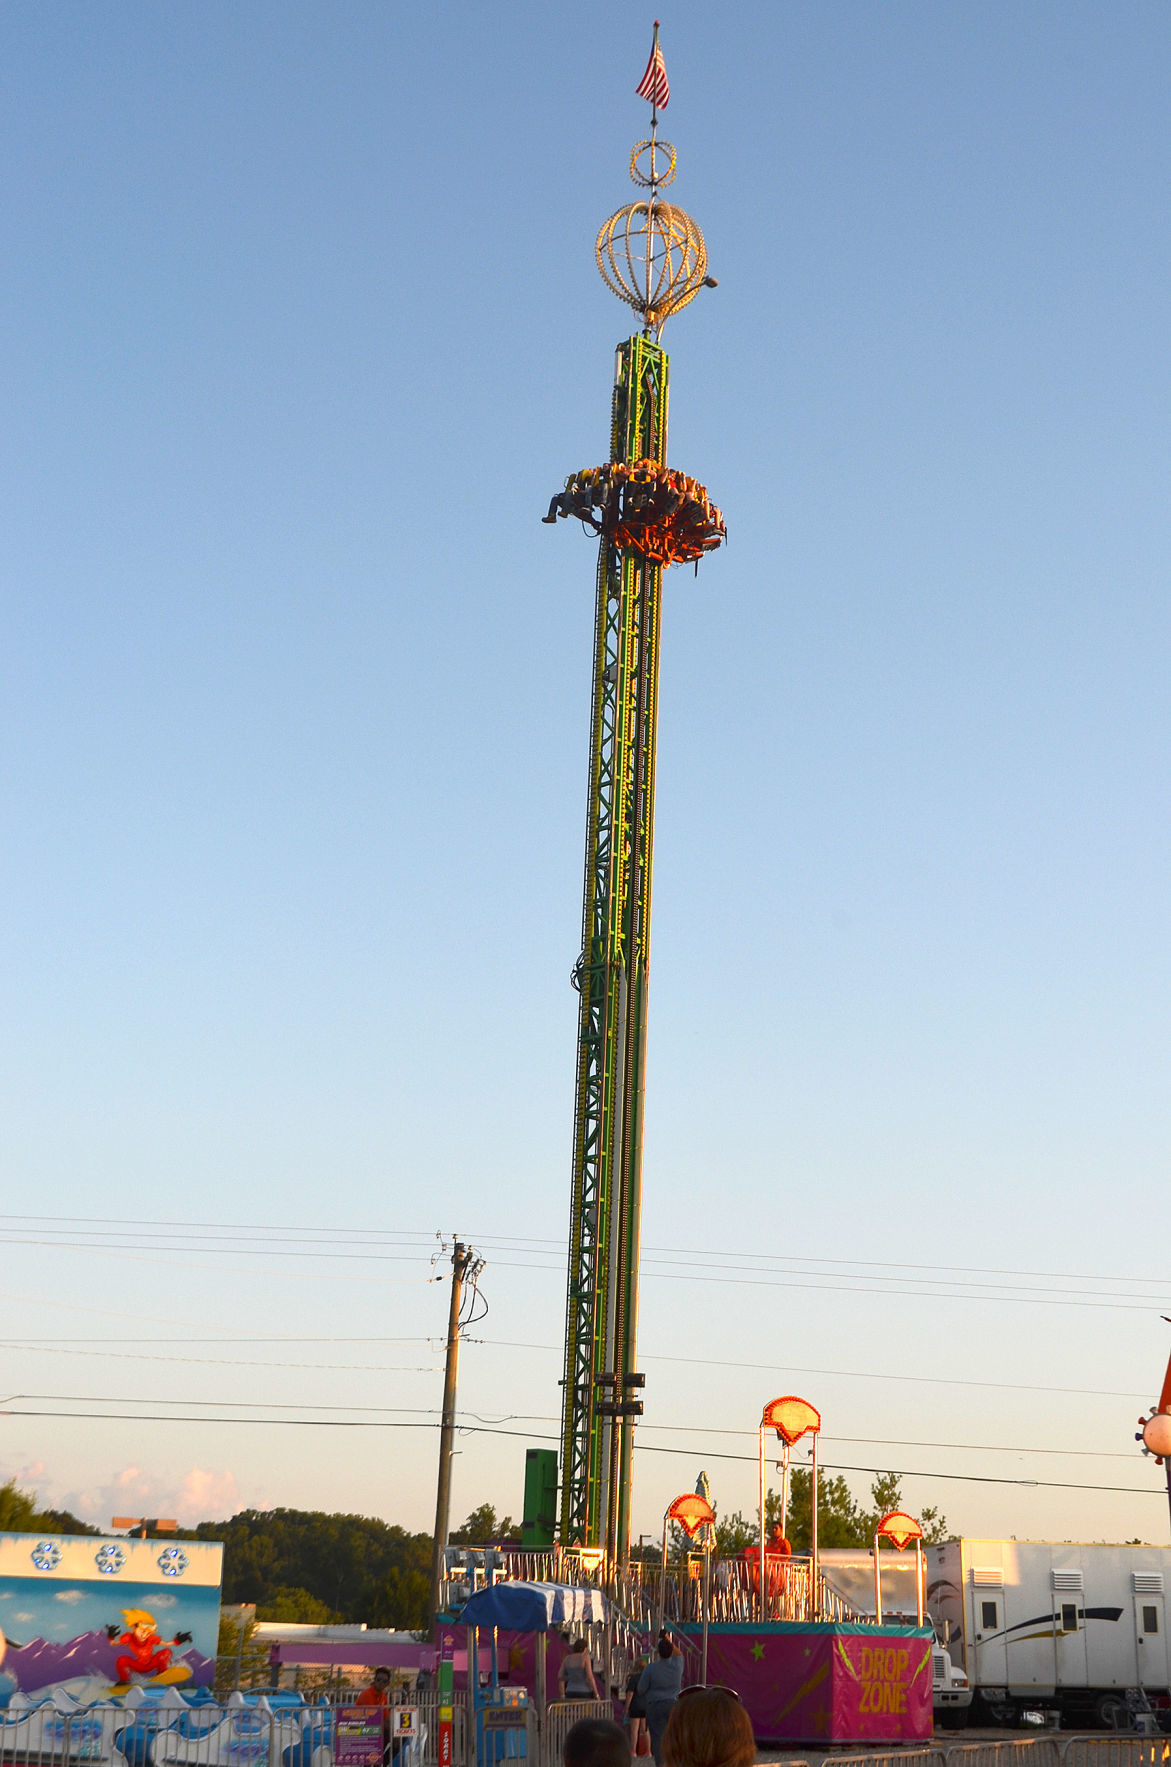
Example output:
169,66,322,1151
1,0,1169,1558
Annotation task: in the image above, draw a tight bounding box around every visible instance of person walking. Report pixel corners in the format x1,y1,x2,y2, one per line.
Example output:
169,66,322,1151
637,1635,683,1765
623,1656,649,1757
559,1638,601,1701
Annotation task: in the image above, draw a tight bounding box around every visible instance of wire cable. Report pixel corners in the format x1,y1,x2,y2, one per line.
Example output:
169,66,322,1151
0,1406,1162,1498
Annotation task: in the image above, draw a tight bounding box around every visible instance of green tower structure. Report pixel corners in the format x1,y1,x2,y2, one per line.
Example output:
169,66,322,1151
544,43,725,1562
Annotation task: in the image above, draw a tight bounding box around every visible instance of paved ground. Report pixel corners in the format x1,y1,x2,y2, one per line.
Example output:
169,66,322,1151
756,1729,1088,1763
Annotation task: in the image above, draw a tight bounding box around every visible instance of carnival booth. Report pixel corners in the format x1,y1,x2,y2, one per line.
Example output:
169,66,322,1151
456,1581,611,1765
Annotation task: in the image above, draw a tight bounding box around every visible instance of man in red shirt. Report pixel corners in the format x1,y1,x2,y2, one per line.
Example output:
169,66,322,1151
355,1668,397,1764
357,1668,392,1709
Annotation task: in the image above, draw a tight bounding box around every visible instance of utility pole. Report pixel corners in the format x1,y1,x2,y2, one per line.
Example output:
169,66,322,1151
429,1239,478,1626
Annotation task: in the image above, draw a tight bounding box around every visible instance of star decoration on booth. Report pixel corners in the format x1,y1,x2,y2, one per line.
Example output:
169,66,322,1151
750,1641,766,1661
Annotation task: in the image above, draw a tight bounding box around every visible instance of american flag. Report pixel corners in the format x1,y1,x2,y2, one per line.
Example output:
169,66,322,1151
636,28,669,110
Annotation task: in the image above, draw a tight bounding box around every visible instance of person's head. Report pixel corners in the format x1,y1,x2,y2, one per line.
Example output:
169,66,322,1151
570,1638,587,1655
371,1669,391,1692
662,1688,754,1767
657,1636,674,1660
562,1718,631,1767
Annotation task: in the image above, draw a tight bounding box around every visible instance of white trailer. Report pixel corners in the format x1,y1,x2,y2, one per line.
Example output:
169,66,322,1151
926,1538,1171,1727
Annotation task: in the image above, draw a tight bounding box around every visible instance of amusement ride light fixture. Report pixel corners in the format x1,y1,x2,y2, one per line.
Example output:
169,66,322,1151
873,1510,925,1626
759,1396,822,1624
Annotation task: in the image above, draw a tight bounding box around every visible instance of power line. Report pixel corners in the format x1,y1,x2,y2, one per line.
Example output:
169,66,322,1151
0,1232,1160,1311
0,1334,1144,1401
470,1340,1150,1402
0,1343,440,1373
1,1407,1162,1499
0,1336,440,1344
3,1391,1143,1462
0,1214,1162,1296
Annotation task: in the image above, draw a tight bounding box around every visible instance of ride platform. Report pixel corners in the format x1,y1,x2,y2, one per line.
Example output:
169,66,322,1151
674,1620,934,1746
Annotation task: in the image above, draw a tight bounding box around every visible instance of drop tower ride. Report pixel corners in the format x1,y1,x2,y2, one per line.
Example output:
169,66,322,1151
545,28,725,1563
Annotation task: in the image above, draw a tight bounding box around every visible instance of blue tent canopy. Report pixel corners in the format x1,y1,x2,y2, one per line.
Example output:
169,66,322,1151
456,1580,608,1632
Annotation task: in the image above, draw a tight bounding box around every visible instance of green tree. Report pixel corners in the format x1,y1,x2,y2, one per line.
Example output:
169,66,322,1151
0,1479,43,1532
450,1503,517,1544
701,1473,951,1559
714,1510,759,1556
35,1508,100,1536
215,1609,269,1695
256,1586,340,1623
193,1508,433,1632
0,1479,100,1538
780,1470,949,1551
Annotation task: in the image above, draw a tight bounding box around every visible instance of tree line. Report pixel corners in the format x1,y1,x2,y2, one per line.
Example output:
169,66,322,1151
0,1468,948,1636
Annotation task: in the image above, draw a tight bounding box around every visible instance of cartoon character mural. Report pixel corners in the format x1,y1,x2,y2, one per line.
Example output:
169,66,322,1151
0,1533,222,1707
107,1607,195,1693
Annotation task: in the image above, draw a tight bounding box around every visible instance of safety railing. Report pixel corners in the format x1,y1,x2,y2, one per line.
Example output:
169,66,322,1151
831,1742,1171,1767
538,1702,613,1767
1057,1742,1171,1767
829,1751,941,1767
947,1744,1063,1767
438,1544,881,1634
0,1697,466,1767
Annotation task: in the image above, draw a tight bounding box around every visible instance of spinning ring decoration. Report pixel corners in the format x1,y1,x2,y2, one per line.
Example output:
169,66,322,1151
542,459,725,567
630,138,677,188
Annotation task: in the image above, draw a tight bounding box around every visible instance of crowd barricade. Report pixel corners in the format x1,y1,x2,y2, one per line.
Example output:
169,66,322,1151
944,1744,1062,1767
1057,1742,1171,1767
0,1696,457,1767
785,1741,1170,1767
829,1750,941,1767
537,1702,613,1767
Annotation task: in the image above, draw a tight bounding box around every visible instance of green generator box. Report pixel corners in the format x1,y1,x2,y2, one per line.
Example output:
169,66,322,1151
521,1448,557,1548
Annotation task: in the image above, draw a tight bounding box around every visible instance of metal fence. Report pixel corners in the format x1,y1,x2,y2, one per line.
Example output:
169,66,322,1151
0,1703,1168,1767
0,1698,462,1767
536,1702,612,1767
830,1741,1171,1767
1057,1742,1171,1767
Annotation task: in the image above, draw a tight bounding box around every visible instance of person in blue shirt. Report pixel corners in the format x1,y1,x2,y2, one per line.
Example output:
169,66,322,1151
636,1636,683,1765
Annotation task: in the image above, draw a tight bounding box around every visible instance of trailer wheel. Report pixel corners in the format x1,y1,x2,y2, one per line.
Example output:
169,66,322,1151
1094,1695,1127,1731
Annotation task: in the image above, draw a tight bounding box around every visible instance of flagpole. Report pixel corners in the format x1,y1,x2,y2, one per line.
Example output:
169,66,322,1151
650,21,660,134
646,21,660,324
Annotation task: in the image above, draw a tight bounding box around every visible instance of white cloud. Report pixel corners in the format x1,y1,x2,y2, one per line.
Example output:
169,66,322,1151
55,1464,240,1529
149,1594,177,1609
178,1468,238,1520
14,1613,34,1624
55,1590,87,1604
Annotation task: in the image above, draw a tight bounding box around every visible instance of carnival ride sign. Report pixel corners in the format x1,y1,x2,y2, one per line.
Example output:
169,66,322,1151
0,1532,222,1705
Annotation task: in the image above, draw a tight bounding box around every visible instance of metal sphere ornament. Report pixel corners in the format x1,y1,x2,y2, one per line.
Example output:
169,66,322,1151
595,134,712,337
596,201,707,336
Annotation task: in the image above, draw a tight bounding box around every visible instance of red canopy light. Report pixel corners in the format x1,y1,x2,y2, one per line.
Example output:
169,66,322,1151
761,1395,821,1446
876,1510,922,1551
665,1493,715,1539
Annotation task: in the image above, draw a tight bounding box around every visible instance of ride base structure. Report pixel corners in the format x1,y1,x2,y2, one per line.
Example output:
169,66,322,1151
441,1546,932,1747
